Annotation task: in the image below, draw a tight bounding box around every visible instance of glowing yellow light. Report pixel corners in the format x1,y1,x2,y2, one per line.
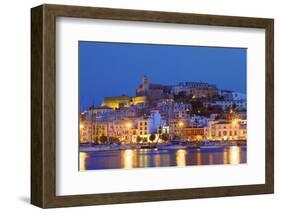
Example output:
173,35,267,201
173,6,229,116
79,152,88,171
80,124,84,129
178,121,184,127
196,135,203,141
124,149,133,156
232,119,238,125
126,122,132,128
122,149,135,169
176,149,187,167
229,146,241,164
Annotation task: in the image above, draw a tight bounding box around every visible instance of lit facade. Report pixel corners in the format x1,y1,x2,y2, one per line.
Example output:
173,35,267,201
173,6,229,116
182,127,205,141
101,95,147,109
80,76,247,144
205,120,247,140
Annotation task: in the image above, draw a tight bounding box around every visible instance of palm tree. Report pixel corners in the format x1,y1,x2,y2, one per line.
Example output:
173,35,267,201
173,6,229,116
149,134,156,143
136,135,142,144
161,133,169,143
100,135,107,144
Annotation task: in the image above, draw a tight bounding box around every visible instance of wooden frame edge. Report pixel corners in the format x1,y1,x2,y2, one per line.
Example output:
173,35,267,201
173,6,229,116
31,5,44,208
265,19,274,194
31,4,274,208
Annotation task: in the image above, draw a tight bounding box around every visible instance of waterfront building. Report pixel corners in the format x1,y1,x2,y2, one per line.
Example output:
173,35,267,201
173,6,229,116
80,120,92,143
133,110,166,143
85,110,166,144
169,119,187,139
182,127,205,141
88,119,136,143
80,111,94,143
110,120,136,143
137,110,163,136
205,120,247,141
137,119,149,137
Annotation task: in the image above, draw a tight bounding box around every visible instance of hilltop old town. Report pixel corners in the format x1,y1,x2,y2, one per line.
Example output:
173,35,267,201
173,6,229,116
80,75,247,145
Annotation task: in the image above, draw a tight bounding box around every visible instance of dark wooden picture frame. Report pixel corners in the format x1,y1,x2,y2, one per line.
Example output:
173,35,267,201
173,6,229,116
31,4,274,208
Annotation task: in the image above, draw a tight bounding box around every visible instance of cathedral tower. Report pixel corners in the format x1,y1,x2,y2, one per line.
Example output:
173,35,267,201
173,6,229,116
142,75,149,95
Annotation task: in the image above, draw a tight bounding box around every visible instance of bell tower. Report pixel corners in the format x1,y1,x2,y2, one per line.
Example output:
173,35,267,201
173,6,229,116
142,75,149,94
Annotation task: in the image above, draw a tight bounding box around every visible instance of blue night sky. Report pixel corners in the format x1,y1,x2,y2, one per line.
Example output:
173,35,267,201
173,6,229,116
79,41,246,111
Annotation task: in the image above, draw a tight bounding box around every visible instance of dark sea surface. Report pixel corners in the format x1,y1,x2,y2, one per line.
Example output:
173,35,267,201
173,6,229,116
80,146,247,170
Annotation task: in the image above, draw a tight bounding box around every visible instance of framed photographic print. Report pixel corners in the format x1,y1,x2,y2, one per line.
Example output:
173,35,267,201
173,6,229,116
31,4,274,208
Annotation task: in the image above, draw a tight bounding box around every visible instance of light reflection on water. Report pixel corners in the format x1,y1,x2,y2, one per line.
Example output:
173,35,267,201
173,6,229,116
79,145,246,171
79,152,88,171
176,149,187,167
229,146,241,164
196,151,202,165
121,149,137,169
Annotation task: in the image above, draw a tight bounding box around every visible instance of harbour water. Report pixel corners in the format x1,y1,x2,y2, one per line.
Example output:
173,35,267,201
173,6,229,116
79,145,246,171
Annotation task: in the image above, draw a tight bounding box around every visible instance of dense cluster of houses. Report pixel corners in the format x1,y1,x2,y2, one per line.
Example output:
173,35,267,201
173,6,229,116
80,76,247,144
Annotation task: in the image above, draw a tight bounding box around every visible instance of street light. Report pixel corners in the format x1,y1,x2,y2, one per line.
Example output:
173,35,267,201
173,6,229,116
178,121,184,127
232,119,238,125
126,122,132,128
